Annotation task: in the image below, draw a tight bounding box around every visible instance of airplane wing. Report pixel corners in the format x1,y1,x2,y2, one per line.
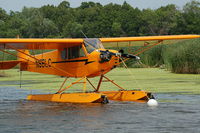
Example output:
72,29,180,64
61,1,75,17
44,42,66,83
0,38,83,49
100,35,200,56
100,35,200,42
1,35,199,50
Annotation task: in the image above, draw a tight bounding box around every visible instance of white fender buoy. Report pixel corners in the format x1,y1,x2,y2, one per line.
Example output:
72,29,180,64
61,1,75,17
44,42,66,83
147,99,158,107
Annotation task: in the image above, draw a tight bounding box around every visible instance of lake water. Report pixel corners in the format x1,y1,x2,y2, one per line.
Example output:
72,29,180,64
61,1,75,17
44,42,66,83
0,86,200,133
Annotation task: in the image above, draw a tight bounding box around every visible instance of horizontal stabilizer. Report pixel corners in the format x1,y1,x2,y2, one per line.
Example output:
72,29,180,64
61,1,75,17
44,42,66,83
0,60,21,70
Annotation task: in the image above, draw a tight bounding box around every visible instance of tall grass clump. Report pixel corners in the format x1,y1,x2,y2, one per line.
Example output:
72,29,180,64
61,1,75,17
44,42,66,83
139,45,166,67
164,39,200,74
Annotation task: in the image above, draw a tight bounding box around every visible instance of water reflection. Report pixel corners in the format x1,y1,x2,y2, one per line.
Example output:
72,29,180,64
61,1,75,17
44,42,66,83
0,86,200,133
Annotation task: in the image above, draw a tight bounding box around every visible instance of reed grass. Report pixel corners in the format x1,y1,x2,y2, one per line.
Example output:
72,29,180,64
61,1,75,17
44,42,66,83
163,39,200,74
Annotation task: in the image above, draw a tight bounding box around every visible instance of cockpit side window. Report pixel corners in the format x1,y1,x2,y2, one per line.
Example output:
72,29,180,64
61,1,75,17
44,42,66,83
61,45,85,60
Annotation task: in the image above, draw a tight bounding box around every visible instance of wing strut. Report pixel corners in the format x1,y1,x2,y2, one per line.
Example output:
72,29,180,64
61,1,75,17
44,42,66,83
134,40,163,55
56,77,86,94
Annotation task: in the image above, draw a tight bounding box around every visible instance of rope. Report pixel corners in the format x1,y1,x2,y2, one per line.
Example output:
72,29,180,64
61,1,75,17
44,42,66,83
19,70,22,88
119,57,144,90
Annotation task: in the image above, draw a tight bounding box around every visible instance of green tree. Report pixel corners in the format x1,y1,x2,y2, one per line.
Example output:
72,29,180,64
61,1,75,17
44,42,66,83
58,1,70,8
55,2,75,33
80,2,102,9
21,7,58,38
62,21,83,37
0,8,10,37
141,4,179,35
111,22,123,37
176,0,200,34
119,2,142,36
0,8,8,21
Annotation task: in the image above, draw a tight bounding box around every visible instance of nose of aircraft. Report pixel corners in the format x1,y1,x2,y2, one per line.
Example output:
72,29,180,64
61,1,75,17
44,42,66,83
99,50,116,63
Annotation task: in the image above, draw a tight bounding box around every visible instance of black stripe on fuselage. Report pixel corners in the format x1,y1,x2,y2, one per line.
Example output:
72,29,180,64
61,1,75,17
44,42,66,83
52,59,95,65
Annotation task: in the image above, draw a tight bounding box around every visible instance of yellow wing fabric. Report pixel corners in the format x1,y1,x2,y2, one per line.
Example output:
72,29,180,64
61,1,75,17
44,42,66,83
0,38,84,49
100,35,200,42
0,35,199,49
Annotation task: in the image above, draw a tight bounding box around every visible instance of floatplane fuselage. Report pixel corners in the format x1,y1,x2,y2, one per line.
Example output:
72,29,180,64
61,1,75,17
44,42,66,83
17,39,150,103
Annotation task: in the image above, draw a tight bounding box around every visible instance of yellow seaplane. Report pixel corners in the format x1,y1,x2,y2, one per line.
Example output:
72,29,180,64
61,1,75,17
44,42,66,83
0,35,199,103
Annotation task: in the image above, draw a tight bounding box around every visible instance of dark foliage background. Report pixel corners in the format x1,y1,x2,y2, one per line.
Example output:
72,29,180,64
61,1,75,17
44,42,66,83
0,0,199,38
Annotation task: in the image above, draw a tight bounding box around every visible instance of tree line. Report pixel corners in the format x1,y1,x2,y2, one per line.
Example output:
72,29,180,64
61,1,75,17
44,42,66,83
0,0,199,38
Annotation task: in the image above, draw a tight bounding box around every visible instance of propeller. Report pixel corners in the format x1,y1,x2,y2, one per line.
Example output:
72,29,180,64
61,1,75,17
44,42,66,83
119,49,140,60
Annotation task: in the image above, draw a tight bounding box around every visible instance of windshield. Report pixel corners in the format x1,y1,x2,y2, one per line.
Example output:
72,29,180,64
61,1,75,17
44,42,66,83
84,38,104,53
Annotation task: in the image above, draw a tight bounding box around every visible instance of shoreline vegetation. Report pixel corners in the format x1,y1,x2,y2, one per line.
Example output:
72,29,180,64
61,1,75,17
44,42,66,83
0,68,200,95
